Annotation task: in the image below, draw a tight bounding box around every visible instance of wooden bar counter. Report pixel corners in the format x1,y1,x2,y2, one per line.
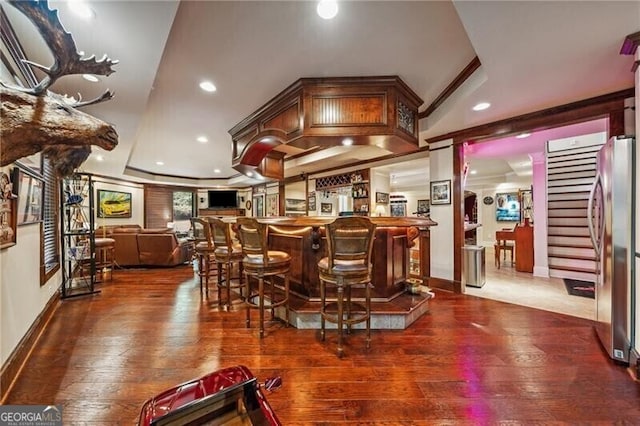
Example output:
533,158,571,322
248,216,437,302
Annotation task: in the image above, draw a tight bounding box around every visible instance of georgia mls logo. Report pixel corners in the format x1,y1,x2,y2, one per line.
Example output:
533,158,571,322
0,404,62,425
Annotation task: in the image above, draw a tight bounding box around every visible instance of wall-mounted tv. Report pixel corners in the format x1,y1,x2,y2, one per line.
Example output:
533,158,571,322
208,190,238,208
495,192,520,222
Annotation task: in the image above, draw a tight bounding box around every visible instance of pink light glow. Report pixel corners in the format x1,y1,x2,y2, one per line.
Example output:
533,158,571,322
464,119,607,158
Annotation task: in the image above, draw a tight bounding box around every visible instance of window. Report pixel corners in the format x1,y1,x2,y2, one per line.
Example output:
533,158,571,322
41,156,59,284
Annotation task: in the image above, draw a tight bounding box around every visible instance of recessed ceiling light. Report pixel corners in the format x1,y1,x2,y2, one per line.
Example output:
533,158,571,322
67,0,95,19
317,0,338,19
342,138,353,146
246,172,253,177
470,170,477,175
199,81,217,93
472,102,491,111
156,161,164,166
197,136,208,143
516,132,531,139
260,137,273,143
213,169,221,174
82,74,99,82
95,155,104,162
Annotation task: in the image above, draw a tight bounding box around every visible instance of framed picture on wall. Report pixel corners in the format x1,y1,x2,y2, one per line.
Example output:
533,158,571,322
430,180,451,205
266,193,278,216
320,203,332,214
308,192,316,211
0,171,17,249
417,199,430,215
13,167,44,225
375,192,389,204
285,198,306,212
98,189,132,218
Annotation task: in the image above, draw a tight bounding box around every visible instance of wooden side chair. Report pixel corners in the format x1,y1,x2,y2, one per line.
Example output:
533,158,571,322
236,217,290,338
494,227,515,269
209,217,244,309
318,216,376,357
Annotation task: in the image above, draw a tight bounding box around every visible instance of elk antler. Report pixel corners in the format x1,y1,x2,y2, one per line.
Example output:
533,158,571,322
5,0,118,106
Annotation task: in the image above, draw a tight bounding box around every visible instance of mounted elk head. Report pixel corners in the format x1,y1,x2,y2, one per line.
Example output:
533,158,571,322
0,0,118,176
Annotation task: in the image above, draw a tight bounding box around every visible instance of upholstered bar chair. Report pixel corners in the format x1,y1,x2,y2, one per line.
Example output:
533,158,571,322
209,217,244,309
318,216,376,357
236,217,290,338
190,217,216,295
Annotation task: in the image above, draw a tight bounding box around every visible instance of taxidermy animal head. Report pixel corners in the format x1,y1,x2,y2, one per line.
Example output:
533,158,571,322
0,0,118,176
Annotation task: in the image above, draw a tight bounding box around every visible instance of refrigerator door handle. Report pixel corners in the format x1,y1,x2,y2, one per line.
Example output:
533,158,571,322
587,173,602,255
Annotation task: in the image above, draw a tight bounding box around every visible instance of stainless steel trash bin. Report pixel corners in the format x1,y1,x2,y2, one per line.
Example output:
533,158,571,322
463,245,485,288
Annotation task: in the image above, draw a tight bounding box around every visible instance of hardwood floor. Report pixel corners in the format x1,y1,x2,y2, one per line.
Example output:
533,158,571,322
4,265,639,424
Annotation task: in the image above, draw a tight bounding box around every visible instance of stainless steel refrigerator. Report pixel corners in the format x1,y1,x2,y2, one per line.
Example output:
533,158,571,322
588,136,635,363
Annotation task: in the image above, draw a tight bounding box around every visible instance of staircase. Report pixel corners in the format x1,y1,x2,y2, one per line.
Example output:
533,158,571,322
546,142,604,282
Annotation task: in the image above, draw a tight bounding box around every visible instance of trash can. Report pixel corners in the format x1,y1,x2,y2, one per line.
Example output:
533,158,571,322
462,245,485,289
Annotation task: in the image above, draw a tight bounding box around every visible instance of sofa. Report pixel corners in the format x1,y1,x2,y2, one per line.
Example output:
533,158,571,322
95,225,193,267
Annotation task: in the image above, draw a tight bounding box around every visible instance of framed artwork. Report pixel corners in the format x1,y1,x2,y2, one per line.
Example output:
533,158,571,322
285,198,306,212
253,194,264,217
430,180,451,205
266,193,279,216
0,171,17,249
320,203,333,214
98,189,132,218
390,202,406,217
13,167,44,225
308,192,316,211
375,192,389,204
495,192,520,222
417,199,430,214
15,153,42,177
172,191,194,221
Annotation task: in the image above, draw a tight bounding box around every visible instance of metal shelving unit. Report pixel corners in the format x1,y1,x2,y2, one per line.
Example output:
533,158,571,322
60,173,100,298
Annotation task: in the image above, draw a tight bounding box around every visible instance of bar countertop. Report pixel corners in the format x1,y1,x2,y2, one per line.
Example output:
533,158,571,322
252,215,438,228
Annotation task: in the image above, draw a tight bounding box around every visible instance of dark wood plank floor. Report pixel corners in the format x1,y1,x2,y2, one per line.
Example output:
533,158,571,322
4,265,640,424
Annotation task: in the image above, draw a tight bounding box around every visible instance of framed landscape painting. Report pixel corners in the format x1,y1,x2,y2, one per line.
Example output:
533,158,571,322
98,189,132,218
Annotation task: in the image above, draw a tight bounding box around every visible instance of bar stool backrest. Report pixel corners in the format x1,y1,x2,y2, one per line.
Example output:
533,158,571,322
236,217,269,260
190,217,214,249
325,217,376,269
210,218,233,249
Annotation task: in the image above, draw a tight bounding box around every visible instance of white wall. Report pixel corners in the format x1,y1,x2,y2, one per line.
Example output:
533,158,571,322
1,165,61,365
634,49,639,358
370,170,390,216
428,140,454,280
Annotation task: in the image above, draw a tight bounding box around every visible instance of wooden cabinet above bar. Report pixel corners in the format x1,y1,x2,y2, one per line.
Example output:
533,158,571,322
229,76,424,180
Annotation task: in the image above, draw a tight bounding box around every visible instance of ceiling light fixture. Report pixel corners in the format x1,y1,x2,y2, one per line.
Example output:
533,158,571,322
199,81,217,93
246,172,254,177
342,138,353,146
516,132,531,139
95,155,104,162
317,0,338,19
67,0,95,19
82,74,99,82
472,102,491,111
213,169,221,174
156,161,164,166
196,136,208,143
470,170,477,175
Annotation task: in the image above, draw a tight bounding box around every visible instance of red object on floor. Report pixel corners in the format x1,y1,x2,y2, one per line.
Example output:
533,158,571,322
138,365,281,425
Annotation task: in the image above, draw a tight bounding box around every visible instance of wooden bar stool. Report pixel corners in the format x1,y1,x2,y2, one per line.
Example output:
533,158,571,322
190,217,216,295
94,237,115,282
210,217,244,309
236,217,290,338
318,216,376,357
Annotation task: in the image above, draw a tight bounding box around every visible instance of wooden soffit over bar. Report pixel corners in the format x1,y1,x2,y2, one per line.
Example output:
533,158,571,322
229,76,424,180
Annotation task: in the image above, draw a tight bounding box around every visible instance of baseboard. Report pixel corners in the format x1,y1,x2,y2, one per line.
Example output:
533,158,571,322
629,347,640,381
0,290,60,403
533,266,549,278
428,276,457,292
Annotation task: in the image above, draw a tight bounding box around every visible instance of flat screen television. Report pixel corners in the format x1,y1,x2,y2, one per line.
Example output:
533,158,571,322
495,192,520,221
208,190,238,208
